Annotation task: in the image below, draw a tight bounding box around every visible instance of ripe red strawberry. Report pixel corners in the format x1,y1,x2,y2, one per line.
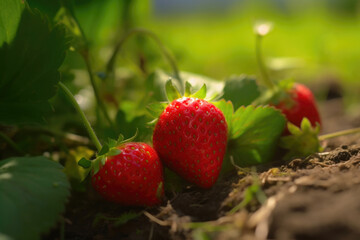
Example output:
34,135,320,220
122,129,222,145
274,83,321,132
91,142,164,206
153,97,228,188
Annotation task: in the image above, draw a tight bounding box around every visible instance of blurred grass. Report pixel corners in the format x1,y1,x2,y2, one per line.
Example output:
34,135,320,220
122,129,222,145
64,0,360,109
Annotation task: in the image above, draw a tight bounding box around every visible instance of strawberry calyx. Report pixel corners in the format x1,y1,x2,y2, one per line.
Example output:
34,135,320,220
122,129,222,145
279,118,322,160
78,130,139,176
147,79,209,124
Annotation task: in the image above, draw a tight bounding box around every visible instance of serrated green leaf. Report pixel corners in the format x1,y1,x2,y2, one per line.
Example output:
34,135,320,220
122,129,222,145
212,100,234,135
108,138,118,148
222,75,260,109
280,118,321,160
78,157,92,169
0,7,67,125
107,148,121,157
98,145,109,156
165,79,181,102
0,156,70,240
185,81,192,97
191,84,207,99
227,106,286,167
0,0,24,46
147,102,167,118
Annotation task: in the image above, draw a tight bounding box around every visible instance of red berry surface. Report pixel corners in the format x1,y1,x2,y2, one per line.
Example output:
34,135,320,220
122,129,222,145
91,142,164,206
153,97,228,188
275,83,321,131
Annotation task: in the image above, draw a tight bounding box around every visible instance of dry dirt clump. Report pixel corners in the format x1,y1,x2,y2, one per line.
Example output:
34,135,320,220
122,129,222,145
140,145,360,240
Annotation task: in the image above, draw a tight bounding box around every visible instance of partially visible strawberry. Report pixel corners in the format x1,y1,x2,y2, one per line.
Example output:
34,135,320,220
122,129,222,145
252,22,321,133
153,97,228,188
274,83,321,132
91,142,164,206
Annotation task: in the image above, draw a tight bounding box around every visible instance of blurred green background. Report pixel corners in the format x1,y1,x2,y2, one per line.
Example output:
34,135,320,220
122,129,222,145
62,0,360,100
28,0,360,120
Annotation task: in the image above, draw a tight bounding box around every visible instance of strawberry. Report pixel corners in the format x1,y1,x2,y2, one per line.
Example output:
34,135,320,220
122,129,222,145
274,83,321,132
153,97,228,188
252,22,321,133
91,142,164,206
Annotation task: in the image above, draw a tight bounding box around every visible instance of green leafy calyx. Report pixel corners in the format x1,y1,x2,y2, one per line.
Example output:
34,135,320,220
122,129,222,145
279,118,321,160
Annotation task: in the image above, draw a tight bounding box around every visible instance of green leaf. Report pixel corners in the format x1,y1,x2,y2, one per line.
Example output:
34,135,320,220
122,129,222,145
279,118,321,160
100,156,106,166
185,81,192,97
0,0,24,46
222,75,260,109
92,158,101,176
165,79,181,102
191,84,207,99
117,134,125,143
146,70,223,102
180,71,223,100
227,106,286,167
147,102,167,118
107,148,121,157
98,145,109,156
108,138,118,148
0,156,70,240
212,100,234,135
78,157,92,169
0,8,67,125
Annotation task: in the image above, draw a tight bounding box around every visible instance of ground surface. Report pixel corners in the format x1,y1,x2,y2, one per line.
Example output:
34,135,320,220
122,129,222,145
45,98,360,240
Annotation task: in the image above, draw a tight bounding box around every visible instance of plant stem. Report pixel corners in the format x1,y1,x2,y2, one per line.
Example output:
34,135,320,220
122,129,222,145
58,82,102,151
106,28,183,92
318,127,360,141
255,35,275,89
0,131,24,154
62,0,114,128
82,53,114,128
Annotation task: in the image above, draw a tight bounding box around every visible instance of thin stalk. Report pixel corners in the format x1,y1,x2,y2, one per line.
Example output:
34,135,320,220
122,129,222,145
106,28,183,92
83,54,114,128
62,0,114,128
58,82,102,151
319,127,360,141
255,35,275,89
0,132,24,154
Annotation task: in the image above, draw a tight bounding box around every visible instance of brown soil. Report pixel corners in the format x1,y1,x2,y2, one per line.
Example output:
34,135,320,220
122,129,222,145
45,98,360,240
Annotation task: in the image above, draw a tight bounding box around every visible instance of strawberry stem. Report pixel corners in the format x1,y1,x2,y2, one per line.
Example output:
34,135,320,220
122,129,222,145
58,82,102,151
318,127,360,141
106,28,183,93
255,34,275,90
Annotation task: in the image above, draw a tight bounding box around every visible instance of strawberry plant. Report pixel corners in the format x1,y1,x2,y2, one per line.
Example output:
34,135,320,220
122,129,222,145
252,22,322,131
1,1,360,240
